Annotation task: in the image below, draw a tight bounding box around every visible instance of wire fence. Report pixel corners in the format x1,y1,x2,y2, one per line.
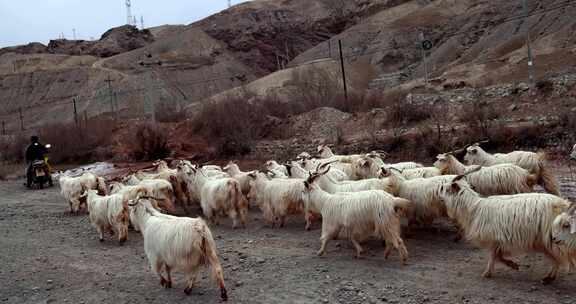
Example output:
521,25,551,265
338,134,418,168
1,0,575,136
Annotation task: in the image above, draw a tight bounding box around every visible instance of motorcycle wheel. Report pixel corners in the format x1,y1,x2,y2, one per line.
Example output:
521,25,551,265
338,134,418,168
39,182,44,189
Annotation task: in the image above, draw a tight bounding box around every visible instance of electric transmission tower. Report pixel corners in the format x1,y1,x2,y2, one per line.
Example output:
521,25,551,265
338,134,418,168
126,0,133,25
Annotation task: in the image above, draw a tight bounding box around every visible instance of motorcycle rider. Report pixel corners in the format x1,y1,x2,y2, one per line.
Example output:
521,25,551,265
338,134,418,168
25,136,48,188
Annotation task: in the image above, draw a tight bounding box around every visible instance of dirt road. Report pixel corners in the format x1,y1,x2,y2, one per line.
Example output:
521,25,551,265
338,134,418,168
1,172,576,304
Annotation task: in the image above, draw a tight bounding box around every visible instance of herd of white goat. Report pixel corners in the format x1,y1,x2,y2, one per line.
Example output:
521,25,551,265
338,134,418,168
55,143,576,301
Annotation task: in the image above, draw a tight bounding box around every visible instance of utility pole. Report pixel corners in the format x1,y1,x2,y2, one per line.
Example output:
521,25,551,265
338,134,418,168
73,97,78,126
419,31,430,87
105,75,116,120
338,40,348,102
72,28,76,40
522,0,535,87
19,107,24,131
140,15,144,29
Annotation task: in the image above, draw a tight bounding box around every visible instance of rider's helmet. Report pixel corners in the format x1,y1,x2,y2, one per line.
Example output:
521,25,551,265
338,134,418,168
30,135,39,143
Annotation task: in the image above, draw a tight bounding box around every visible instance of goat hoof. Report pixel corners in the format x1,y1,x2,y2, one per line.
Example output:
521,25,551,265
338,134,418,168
541,277,555,285
482,272,492,279
184,287,192,295
221,288,228,301
506,261,520,271
99,238,104,242
160,278,169,288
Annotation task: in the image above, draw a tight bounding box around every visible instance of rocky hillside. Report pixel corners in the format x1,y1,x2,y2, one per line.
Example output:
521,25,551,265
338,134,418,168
1,0,575,133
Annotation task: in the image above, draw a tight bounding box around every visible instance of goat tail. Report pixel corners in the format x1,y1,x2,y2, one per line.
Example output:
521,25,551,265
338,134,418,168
200,224,228,301
392,198,413,218
537,152,560,195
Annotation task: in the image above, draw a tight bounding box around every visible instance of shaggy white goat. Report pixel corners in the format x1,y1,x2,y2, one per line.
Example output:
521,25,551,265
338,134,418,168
247,171,308,228
440,171,572,284
223,161,254,197
179,163,247,228
464,144,559,195
59,172,107,214
299,158,350,181
352,156,423,179
264,160,290,177
129,197,228,300
434,153,537,196
381,167,455,228
301,167,410,263
122,174,176,213
84,189,130,244
312,162,391,194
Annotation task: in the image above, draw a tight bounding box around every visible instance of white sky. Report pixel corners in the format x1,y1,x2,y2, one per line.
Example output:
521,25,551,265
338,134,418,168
0,0,250,47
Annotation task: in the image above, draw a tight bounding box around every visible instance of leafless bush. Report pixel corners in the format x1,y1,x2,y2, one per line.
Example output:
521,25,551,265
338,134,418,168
386,96,431,126
536,79,554,95
0,134,27,162
39,118,115,163
126,123,171,161
459,100,500,141
191,92,271,157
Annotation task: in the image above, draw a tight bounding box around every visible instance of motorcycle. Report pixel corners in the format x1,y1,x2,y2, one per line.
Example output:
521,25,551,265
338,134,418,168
28,144,53,189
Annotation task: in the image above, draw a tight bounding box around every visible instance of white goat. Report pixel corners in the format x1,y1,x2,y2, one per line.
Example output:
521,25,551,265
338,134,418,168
223,161,253,197
59,172,107,214
312,162,391,194
301,167,410,263
300,158,350,181
435,153,537,196
316,145,365,163
352,156,423,180
129,197,228,300
570,144,576,160
247,172,307,228
381,167,455,228
179,163,247,228
440,171,573,284
264,160,289,178
551,205,576,257
464,144,559,195
122,174,176,213
84,189,130,244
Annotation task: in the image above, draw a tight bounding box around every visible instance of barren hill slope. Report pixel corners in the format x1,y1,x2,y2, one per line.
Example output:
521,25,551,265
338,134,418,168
1,0,575,133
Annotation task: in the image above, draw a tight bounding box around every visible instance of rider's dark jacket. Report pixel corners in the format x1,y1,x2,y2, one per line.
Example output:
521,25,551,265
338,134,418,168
25,142,47,163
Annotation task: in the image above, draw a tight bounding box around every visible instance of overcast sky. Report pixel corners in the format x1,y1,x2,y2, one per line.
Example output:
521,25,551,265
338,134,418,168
0,0,249,47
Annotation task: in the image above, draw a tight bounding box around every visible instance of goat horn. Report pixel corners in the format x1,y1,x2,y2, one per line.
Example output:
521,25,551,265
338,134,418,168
453,166,482,181
389,167,403,174
318,160,338,171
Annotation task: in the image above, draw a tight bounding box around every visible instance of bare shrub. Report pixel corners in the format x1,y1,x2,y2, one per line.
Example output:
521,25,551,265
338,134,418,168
536,79,554,95
0,134,27,162
459,100,499,141
191,92,270,157
288,66,340,110
126,123,171,161
386,96,431,126
39,118,115,163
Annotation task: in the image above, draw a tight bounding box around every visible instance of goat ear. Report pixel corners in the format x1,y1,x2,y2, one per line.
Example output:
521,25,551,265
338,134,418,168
451,182,460,192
